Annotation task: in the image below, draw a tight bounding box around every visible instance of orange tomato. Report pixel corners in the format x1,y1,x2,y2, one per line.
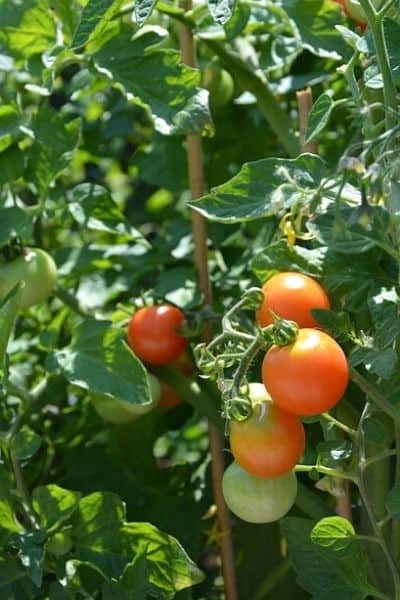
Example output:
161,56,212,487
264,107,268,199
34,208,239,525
229,383,305,478
262,329,349,416
256,272,330,329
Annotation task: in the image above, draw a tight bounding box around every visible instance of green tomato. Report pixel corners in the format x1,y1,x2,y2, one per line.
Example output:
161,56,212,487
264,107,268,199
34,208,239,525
222,461,297,523
91,373,161,424
203,62,234,108
344,0,366,22
47,531,73,556
0,248,57,309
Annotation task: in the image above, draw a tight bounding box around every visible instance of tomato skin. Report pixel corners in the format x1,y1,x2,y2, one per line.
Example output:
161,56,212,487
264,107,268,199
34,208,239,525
256,272,330,328
91,373,161,424
229,383,305,478
262,328,349,416
222,461,297,523
0,248,57,309
127,305,187,366
158,354,193,409
203,62,234,108
47,531,73,556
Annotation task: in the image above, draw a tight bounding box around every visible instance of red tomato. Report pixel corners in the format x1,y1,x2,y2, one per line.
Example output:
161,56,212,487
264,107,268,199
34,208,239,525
127,305,188,365
158,354,193,409
256,272,330,329
229,383,305,478
262,329,349,416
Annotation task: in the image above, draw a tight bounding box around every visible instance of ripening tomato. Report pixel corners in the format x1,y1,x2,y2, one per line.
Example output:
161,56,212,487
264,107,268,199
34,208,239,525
229,383,305,478
0,248,57,309
262,328,349,416
127,305,188,366
222,461,298,523
158,354,194,409
91,373,161,424
256,272,330,328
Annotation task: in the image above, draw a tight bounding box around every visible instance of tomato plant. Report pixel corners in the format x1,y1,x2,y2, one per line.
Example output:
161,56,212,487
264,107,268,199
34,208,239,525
127,305,188,365
229,382,305,478
202,59,234,108
222,461,298,524
262,329,349,416
0,248,57,309
256,271,330,328
91,373,161,424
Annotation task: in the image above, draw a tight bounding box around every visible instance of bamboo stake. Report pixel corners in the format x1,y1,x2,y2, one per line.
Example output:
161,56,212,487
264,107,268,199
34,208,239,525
297,87,353,522
179,8,238,600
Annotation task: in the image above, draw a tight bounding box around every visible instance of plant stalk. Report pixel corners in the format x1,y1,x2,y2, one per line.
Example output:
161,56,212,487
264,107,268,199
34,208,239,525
179,7,238,599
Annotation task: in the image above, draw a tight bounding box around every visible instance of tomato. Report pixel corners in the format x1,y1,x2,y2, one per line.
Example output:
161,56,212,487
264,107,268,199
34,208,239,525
46,531,73,556
262,328,349,416
91,373,161,424
0,248,57,309
256,272,330,328
229,383,305,478
127,305,187,366
203,61,234,108
222,461,297,523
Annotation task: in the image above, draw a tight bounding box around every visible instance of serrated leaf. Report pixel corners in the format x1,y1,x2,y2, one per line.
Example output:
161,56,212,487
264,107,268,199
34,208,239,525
281,517,375,599
135,0,157,26
311,517,356,555
68,184,147,244
283,0,351,60
51,319,153,410
189,154,326,222
72,492,125,550
0,207,33,247
93,27,212,136
0,144,24,184
251,240,326,282
11,426,42,461
32,485,81,531
208,0,235,25
0,105,21,152
121,522,204,592
27,108,81,193
305,92,334,143
11,531,45,587
0,0,57,59
71,0,124,49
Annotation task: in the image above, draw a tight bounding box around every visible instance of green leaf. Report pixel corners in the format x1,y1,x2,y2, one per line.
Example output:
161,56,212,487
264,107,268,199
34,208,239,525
283,0,350,60
386,485,400,521
51,319,153,412
11,426,42,461
317,441,353,467
0,144,24,184
10,530,46,587
93,27,212,136
68,184,147,244
135,0,157,26
72,492,125,550
0,207,32,247
27,108,81,194
0,0,57,59
190,154,326,222
0,554,25,586
251,240,326,282
305,92,334,144
384,18,400,84
71,0,124,49
208,0,235,25
223,2,250,40
32,485,81,531
368,287,400,348
121,522,204,593
0,468,23,544
0,282,23,380
281,517,375,599
311,516,356,555
0,105,21,152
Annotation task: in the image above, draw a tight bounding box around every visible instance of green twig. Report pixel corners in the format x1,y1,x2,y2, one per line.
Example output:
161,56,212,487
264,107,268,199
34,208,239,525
350,367,400,426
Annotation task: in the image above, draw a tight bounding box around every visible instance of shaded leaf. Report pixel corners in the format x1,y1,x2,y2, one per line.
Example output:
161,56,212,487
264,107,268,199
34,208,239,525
305,92,334,143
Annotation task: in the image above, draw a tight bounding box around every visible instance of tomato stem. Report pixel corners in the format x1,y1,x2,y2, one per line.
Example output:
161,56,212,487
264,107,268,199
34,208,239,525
295,464,356,481
350,367,400,426
321,412,357,438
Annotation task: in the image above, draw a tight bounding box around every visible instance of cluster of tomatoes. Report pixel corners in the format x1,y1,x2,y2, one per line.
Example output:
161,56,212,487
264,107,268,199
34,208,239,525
222,272,350,524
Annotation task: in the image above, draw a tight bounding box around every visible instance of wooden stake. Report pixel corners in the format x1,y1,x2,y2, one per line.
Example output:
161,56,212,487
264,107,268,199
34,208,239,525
179,7,238,600
297,88,353,522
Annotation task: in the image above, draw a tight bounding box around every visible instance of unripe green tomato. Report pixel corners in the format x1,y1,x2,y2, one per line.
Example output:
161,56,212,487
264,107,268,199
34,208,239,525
47,531,73,556
222,461,297,523
0,248,57,309
203,63,234,108
344,0,366,23
91,373,161,424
